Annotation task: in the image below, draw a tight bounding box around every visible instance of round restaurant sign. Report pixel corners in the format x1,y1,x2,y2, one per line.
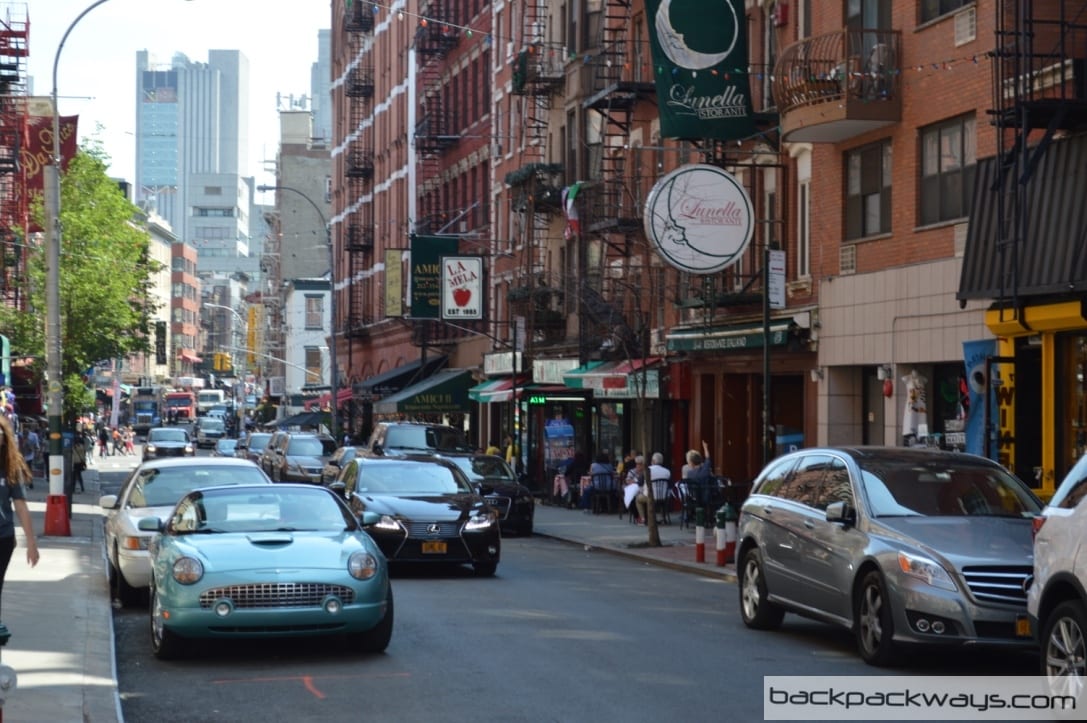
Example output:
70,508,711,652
643,163,753,275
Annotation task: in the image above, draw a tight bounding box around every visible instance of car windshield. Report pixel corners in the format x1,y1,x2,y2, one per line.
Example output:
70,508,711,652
148,429,188,443
172,487,356,533
126,465,270,508
450,456,516,482
245,434,271,452
216,440,237,453
358,461,472,494
859,459,1042,518
200,419,225,431
286,437,326,456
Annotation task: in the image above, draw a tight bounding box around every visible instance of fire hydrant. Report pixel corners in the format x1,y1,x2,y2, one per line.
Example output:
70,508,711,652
715,502,738,566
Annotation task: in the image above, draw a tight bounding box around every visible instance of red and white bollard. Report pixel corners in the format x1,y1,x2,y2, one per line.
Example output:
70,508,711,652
716,502,739,565
715,523,727,567
695,508,706,563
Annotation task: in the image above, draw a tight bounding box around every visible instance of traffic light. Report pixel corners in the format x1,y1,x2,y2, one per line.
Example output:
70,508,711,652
222,353,233,372
213,352,223,371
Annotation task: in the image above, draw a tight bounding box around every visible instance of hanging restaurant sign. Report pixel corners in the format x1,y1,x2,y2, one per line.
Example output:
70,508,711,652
645,0,755,140
440,255,483,321
644,163,753,275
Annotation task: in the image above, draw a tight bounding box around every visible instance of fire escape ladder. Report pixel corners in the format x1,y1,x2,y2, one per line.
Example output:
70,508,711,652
0,8,27,307
413,1,459,229
583,0,651,247
988,1,1087,311
344,9,375,339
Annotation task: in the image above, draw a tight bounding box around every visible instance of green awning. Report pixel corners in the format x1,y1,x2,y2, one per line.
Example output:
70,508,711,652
665,320,795,352
373,369,474,415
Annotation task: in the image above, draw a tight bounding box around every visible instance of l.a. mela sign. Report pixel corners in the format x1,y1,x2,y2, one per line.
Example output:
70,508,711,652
643,163,753,275
440,255,483,320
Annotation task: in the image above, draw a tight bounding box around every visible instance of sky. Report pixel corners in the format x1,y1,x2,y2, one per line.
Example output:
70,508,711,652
25,0,331,200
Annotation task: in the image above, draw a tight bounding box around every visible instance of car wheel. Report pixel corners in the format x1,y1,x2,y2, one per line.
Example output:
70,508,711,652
473,560,498,577
1041,600,1087,690
113,544,143,608
352,585,394,654
150,585,185,660
739,547,784,630
856,570,898,666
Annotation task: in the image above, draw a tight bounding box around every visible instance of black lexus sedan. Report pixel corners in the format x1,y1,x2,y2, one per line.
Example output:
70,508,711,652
332,453,501,577
436,453,534,536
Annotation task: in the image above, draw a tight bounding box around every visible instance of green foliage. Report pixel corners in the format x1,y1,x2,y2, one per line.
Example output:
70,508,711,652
1,143,162,422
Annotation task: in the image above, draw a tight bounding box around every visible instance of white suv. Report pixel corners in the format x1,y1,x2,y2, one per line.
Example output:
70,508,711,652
1028,455,1087,683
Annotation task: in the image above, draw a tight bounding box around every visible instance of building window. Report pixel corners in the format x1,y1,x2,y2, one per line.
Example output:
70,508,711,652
920,114,976,225
845,140,892,240
920,0,970,23
304,346,322,386
304,294,324,330
798,178,811,278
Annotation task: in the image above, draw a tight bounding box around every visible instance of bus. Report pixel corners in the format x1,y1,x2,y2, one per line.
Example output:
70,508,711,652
163,390,197,423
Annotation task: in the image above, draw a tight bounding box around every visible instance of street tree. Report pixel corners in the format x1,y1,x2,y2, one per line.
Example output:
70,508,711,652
5,141,162,423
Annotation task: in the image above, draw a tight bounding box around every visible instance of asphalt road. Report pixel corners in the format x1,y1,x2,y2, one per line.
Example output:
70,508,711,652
110,527,1038,723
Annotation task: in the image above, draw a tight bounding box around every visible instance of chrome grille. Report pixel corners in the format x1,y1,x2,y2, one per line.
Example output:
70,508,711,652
199,582,355,609
405,521,460,538
961,566,1031,605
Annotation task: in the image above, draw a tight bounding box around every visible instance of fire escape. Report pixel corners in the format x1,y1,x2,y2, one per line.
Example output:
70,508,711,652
577,0,656,361
0,6,27,309
989,0,1087,311
505,0,566,347
343,0,375,340
412,0,459,232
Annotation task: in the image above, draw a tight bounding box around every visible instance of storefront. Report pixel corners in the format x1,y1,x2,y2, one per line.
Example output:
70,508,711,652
354,356,450,439
373,368,475,431
520,358,590,496
666,316,815,485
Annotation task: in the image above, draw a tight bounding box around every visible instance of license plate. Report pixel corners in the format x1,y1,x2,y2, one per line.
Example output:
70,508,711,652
422,541,447,554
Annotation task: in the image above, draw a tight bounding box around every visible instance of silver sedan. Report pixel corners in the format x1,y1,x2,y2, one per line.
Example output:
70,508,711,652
100,457,273,606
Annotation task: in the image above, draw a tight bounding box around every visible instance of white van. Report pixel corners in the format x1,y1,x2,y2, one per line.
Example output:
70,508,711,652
196,389,225,416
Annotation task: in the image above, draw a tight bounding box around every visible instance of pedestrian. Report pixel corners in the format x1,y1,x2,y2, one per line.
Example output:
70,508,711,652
484,439,501,456
72,434,87,492
638,452,672,523
0,415,39,616
111,428,124,456
625,455,648,524
17,425,39,490
97,425,109,458
124,426,135,455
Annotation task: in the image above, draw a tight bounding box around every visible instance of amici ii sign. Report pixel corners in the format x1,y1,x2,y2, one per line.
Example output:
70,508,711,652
643,163,753,275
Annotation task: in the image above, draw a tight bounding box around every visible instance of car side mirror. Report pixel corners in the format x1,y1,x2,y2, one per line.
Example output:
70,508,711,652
479,484,494,496
360,511,382,526
98,494,118,510
327,480,347,497
137,516,163,532
372,443,384,455
825,501,856,526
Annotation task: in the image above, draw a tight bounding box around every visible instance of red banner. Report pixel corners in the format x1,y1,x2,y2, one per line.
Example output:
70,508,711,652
22,115,79,233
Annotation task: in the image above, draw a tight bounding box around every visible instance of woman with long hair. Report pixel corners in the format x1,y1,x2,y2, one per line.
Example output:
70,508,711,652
0,416,39,614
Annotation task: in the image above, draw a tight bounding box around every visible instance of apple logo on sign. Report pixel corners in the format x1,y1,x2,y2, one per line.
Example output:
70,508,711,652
453,288,471,307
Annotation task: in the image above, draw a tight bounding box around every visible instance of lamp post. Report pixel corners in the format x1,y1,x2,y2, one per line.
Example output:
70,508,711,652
256,184,337,441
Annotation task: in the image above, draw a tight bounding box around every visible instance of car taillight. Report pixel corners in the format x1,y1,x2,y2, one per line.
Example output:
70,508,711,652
1031,514,1047,540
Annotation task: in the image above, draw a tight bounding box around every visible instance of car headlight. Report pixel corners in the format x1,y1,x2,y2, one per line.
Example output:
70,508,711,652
369,514,402,531
121,535,150,551
348,551,379,580
897,551,957,591
172,556,204,584
465,510,497,531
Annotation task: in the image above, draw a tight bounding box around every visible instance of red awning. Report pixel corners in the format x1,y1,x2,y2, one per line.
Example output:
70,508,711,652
303,387,353,411
179,351,202,363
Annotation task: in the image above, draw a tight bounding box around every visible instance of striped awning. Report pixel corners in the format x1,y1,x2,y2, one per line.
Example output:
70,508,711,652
468,375,530,404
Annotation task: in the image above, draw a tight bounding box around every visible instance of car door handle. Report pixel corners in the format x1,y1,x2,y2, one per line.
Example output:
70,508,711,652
804,520,815,529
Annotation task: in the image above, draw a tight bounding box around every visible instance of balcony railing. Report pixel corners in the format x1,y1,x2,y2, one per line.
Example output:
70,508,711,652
773,29,902,143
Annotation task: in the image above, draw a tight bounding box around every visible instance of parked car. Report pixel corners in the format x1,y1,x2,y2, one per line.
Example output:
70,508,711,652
260,431,337,483
194,416,227,448
235,432,272,465
437,453,534,536
139,483,392,659
212,438,238,457
736,446,1042,665
1028,453,1087,690
142,427,195,461
99,457,273,606
322,445,361,486
332,453,500,576
366,421,472,456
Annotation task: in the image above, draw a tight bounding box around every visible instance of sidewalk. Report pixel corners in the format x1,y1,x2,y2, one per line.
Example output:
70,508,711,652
531,500,738,582
5,463,123,723
0,458,737,722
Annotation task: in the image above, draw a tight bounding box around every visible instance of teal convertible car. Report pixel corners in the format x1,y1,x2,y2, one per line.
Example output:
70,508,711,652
138,484,392,659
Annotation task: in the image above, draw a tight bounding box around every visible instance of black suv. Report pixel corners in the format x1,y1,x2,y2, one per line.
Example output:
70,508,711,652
259,431,338,483
366,421,473,456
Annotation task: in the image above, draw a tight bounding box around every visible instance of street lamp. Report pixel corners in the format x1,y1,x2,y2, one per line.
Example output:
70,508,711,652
256,184,337,441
